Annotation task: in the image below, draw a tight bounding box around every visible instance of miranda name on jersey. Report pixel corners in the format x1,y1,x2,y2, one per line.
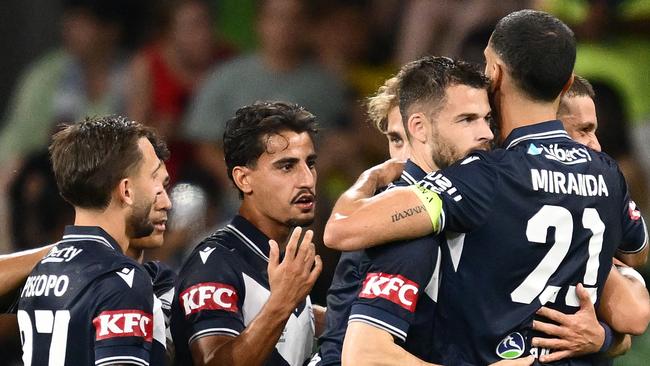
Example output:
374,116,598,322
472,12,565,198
530,169,609,197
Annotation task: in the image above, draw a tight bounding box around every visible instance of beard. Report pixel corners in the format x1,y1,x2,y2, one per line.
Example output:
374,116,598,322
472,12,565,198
127,197,155,239
488,86,502,146
286,215,315,228
430,128,463,170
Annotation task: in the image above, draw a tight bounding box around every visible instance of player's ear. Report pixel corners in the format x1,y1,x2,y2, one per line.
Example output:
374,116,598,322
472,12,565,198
232,166,253,195
117,178,134,206
407,112,427,143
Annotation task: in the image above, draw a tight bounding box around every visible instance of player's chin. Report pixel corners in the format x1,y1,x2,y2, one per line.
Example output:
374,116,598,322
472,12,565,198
131,231,164,249
288,212,315,227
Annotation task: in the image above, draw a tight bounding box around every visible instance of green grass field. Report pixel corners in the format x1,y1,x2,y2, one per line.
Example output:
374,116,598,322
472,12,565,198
615,326,650,365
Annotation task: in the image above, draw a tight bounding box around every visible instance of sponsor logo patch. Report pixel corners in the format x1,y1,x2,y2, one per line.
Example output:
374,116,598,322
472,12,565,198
527,143,591,165
359,273,419,312
629,201,641,221
496,332,526,359
179,282,239,315
93,310,153,342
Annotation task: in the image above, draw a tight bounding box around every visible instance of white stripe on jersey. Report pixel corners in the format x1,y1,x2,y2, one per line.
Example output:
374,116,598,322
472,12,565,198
189,328,240,344
506,130,570,149
58,235,114,250
225,225,270,262
348,314,407,342
96,355,148,366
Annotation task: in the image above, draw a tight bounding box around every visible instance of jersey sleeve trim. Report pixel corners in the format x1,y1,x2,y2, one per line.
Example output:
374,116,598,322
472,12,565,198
348,304,409,342
188,327,240,344
409,184,443,234
618,217,648,254
96,355,149,366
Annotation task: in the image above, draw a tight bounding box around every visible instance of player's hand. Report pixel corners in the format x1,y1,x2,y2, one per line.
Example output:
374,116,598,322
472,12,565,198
267,227,322,314
489,355,534,365
532,283,604,363
368,158,405,188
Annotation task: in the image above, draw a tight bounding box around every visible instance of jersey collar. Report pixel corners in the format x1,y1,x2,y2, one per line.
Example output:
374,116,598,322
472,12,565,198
400,159,427,184
61,225,121,252
225,215,271,262
502,120,571,150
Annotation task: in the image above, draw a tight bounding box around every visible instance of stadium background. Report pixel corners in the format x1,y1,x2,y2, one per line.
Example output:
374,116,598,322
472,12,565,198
0,0,648,364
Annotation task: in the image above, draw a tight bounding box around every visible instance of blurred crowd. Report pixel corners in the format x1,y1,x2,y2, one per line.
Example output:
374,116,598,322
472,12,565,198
1,0,650,308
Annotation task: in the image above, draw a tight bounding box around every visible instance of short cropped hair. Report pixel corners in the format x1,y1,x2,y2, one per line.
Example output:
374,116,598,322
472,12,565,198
367,76,400,133
223,101,318,196
49,115,169,210
397,56,489,137
558,75,596,116
490,9,576,102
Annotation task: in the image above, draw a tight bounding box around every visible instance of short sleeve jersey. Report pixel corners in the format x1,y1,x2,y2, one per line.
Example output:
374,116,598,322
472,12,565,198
314,160,436,365
347,160,441,361
415,121,647,365
17,226,155,366
171,216,314,366
144,260,177,366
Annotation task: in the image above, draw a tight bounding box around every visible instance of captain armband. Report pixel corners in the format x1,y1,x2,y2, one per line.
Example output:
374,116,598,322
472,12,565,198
409,184,443,234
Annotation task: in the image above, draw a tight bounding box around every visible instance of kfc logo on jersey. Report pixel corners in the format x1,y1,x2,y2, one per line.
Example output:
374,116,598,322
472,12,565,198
359,273,419,312
93,310,153,342
629,201,641,221
180,282,239,316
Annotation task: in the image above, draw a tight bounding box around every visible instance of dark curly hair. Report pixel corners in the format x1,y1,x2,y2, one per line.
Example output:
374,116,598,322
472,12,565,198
223,101,318,197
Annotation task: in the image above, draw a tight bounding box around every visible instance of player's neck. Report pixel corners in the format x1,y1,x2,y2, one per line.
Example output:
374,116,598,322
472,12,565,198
73,206,130,253
238,203,291,251
125,246,145,263
498,92,560,142
409,147,438,174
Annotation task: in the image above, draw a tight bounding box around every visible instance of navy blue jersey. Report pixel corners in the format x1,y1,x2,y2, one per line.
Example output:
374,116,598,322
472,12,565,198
314,160,432,365
171,216,314,366
17,226,155,366
144,260,177,366
415,121,647,365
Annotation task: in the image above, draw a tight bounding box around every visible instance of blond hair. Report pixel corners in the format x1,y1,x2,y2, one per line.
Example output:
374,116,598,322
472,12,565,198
367,76,400,133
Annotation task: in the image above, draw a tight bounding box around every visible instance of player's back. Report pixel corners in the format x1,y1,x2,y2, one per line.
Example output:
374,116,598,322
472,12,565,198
18,226,154,366
428,121,646,365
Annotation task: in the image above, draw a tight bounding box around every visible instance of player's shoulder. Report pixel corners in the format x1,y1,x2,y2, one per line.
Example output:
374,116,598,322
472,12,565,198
176,229,245,286
366,234,440,264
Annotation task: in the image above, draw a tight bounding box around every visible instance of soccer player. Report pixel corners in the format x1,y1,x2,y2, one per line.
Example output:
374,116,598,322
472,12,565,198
171,102,323,366
1,161,175,365
17,116,170,365
314,73,409,366
367,75,411,161
323,10,648,365
340,57,536,366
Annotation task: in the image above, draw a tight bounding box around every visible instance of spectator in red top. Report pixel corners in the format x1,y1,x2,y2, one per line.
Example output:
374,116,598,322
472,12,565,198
126,0,235,183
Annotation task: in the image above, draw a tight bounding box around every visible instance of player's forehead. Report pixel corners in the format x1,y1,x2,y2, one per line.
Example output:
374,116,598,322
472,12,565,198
259,130,316,163
136,137,160,174
439,84,490,116
386,107,404,134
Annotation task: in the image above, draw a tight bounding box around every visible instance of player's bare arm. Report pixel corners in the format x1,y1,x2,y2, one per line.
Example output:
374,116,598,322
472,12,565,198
313,304,327,337
598,260,650,335
343,322,535,366
342,322,440,366
0,245,52,309
324,160,436,251
190,228,322,366
616,241,648,268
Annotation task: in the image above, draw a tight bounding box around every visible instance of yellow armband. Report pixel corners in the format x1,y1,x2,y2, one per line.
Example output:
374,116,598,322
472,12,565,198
409,184,443,233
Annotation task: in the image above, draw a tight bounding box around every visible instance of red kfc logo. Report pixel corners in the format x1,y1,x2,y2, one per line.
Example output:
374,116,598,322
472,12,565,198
180,282,239,316
93,310,153,342
359,273,419,312
629,201,641,221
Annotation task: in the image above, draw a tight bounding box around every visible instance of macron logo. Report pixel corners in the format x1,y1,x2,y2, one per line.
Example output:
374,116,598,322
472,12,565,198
199,247,216,264
116,268,135,288
93,310,153,342
359,273,419,312
180,282,239,316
